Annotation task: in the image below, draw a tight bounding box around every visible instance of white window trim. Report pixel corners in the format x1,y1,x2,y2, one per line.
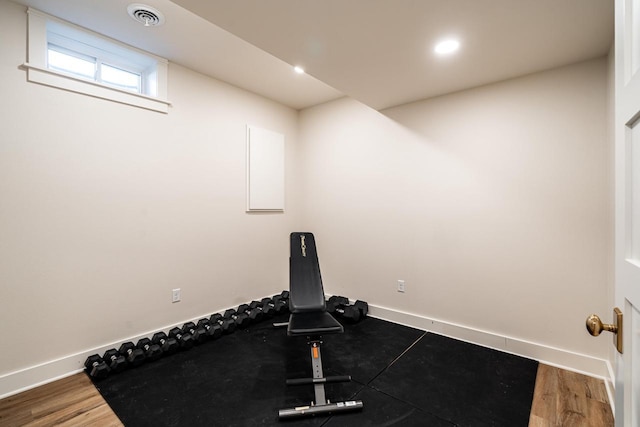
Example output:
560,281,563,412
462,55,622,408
23,8,170,113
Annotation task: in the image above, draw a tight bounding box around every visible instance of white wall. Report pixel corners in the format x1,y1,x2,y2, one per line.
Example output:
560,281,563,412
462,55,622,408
298,57,612,361
0,0,300,379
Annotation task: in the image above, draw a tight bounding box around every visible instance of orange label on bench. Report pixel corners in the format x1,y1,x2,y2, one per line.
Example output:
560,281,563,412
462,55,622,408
312,347,319,359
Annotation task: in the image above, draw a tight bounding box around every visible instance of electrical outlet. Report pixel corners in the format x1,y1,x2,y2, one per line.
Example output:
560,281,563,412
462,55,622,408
172,288,181,303
397,280,405,293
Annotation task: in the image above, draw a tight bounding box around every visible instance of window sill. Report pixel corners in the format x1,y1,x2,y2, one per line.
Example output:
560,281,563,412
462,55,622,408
22,63,171,113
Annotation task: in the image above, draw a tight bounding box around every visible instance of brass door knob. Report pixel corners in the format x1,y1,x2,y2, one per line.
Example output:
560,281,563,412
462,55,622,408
585,308,623,354
585,314,617,336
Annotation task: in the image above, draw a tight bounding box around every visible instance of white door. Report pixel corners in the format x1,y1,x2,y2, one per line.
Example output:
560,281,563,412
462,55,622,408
614,0,640,425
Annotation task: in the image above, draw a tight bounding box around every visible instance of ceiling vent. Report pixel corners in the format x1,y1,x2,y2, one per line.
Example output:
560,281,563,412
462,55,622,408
127,4,165,27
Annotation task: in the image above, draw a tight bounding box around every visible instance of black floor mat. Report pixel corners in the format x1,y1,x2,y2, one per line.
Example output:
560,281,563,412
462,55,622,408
92,316,537,427
322,386,455,427
369,333,538,426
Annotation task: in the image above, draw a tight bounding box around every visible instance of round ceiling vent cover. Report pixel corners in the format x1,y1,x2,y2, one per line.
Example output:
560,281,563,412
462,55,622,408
127,4,165,27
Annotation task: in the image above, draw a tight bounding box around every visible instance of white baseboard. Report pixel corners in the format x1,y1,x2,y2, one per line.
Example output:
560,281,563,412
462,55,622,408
368,303,613,382
0,300,614,402
0,304,242,399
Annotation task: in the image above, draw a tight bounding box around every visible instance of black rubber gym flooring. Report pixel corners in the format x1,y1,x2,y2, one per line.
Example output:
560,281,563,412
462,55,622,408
92,314,538,426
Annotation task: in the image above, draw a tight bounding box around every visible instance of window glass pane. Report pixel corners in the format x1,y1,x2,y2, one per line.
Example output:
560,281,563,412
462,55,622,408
47,47,95,80
101,63,141,93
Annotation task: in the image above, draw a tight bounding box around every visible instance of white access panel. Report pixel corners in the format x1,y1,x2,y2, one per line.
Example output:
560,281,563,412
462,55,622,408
246,125,285,211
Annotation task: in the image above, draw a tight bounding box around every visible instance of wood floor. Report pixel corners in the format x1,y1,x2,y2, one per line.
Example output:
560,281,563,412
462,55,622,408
0,374,122,427
0,364,613,426
529,364,613,427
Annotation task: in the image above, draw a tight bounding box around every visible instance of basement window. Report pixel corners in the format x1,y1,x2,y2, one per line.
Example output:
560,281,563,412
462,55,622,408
24,8,170,113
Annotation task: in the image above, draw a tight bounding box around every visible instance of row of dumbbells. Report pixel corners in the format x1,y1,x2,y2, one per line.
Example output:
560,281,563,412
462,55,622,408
85,291,290,380
326,296,369,323
224,292,289,329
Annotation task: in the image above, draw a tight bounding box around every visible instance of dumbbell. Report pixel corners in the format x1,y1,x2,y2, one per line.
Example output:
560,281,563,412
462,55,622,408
197,318,223,340
136,338,163,362
169,327,194,350
84,354,110,379
261,297,287,315
327,296,361,322
237,304,264,323
250,300,274,317
210,313,236,334
353,300,369,318
223,309,250,329
152,332,180,355
118,342,146,367
333,299,368,319
278,290,290,300
102,349,127,373
327,295,349,309
275,291,291,313
182,322,208,345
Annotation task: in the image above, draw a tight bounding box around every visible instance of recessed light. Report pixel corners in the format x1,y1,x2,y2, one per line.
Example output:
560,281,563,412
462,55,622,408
434,39,460,55
294,66,305,74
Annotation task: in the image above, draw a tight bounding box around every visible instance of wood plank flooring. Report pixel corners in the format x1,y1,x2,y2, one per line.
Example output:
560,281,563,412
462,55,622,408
529,364,614,427
0,374,123,427
0,364,612,426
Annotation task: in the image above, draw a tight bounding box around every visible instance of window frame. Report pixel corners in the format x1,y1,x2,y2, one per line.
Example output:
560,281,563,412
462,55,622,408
23,8,170,113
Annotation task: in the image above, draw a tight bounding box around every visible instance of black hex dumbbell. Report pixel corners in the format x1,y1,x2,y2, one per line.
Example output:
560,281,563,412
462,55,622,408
119,342,146,367
223,309,250,329
136,338,163,362
152,331,180,355
261,297,287,315
102,349,127,374
210,313,236,334
250,300,274,317
327,296,361,322
84,354,110,379
274,291,290,313
169,327,194,350
182,322,208,345
237,304,264,323
353,300,369,318
326,295,349,310
197,318,223,340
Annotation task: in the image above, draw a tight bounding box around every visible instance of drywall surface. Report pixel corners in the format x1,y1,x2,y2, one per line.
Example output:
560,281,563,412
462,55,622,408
298,57,611,359
0,1,300,375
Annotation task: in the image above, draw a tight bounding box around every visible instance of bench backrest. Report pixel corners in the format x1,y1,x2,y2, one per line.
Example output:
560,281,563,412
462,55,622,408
289,232,326,313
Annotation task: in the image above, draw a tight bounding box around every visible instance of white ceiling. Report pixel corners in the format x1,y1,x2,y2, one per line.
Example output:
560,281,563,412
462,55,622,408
10,0,613,111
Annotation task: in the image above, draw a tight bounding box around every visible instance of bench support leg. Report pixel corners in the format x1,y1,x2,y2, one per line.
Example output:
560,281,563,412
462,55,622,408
311,341,327,405
278,339,364,419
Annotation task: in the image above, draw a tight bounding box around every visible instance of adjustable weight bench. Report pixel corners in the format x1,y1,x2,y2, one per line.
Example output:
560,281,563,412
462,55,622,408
278,232,364,419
